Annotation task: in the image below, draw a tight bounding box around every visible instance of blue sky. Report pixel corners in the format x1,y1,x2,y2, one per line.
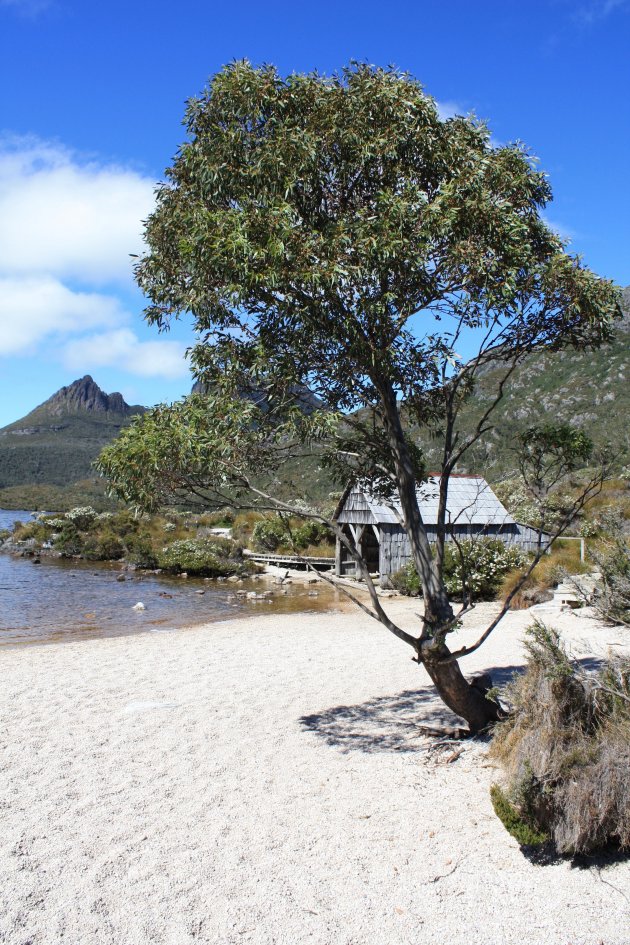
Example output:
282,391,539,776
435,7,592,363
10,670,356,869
0,0,628,426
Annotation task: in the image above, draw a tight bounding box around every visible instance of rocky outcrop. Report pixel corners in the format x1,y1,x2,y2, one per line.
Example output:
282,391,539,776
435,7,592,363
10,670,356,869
35,376,135,418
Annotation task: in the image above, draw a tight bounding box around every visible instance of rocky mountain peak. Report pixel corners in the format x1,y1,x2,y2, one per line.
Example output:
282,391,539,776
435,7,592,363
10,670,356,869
39,376,133,417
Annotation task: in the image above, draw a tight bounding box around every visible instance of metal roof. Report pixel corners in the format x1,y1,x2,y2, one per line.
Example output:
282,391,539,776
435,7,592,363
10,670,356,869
337,476,516,527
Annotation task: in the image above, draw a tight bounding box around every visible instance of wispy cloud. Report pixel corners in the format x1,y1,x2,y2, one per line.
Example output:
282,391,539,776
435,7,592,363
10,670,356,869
0,0,52,17
542,215,577,244
575,0,629,24
435,100,465,121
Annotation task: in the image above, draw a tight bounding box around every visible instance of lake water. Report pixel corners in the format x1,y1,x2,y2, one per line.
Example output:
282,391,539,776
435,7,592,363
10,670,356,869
0,509,343,645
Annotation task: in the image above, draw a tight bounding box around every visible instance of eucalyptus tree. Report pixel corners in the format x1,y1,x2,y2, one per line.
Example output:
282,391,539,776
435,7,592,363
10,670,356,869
99,62,620,732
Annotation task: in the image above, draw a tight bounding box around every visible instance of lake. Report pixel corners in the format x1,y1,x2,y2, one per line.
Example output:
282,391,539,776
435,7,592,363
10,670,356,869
0,509,343,645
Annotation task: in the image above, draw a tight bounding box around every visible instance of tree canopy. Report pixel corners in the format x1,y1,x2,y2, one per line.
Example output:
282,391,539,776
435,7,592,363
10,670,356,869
99,62,621,731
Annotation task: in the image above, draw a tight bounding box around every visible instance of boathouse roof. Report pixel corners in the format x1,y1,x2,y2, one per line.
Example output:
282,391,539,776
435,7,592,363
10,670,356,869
335,476,516,528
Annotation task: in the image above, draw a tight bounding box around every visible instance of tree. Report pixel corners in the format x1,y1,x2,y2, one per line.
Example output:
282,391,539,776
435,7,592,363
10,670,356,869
98,62,621,733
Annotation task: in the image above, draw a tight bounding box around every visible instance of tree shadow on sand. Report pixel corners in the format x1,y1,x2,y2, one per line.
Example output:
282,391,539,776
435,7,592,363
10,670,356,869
299,657,608,755
299,662,524,754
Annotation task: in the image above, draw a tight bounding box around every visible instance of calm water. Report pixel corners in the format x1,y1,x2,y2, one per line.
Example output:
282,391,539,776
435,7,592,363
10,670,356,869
0,509,342,645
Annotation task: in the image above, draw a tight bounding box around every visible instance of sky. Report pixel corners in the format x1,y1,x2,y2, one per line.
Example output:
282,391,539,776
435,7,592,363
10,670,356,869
0,0,628,427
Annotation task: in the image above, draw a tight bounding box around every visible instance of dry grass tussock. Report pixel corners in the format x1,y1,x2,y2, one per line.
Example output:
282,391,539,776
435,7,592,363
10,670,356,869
500,542,591,609
490,621,630,855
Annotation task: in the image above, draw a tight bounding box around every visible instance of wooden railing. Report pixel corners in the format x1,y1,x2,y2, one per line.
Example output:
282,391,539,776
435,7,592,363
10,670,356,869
243,550,335,569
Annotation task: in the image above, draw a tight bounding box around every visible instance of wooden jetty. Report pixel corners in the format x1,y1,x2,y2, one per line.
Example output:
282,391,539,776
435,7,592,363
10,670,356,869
243,550,335,570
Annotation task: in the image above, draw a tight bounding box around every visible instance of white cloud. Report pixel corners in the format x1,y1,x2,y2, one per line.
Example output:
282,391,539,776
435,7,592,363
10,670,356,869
0,135,155,285
0,276,127,355
542,215,577,243
436,100,464,121
63,329,189,380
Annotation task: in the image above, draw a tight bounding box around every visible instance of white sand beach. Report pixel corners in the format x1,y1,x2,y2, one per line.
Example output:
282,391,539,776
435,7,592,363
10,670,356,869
1,590,629,945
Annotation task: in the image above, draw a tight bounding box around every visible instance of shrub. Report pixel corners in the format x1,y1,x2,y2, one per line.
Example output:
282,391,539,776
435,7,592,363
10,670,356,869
54,521,85,556
591,537,630,627
125,531,158,568
391,539,525,601
156,537,251,576
83,531,125,561
390,560,422,596
292,520,333,550
490,622,630,854
443,539,525,600
251,517,288,551
66,506,98,530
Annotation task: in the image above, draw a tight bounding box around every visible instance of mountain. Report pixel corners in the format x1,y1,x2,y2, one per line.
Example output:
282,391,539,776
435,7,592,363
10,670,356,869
446,286,630,478
0,376,145,499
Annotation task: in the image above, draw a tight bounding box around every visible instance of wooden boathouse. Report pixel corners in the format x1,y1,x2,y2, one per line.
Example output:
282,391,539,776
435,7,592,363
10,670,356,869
333,476,543,579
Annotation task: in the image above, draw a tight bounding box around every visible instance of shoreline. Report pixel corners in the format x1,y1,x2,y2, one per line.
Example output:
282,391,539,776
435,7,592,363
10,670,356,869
1,598,629,944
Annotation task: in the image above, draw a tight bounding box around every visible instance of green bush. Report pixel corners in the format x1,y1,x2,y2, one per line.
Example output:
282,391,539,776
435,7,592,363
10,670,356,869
124,531,158,568
391,539,525,601
65,506,98,530
252,517,288,551
292,520,333,550
490,784,549,847
83,531,125,561
592,537,630,626
156,537,251,576
390,560,422,596
54,521,85,556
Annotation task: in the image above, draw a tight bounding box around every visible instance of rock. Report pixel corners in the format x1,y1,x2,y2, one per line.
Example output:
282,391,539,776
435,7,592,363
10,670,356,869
116,574,126,582
179,572,188,579
132,602,146,612
32,557,41,564
227,575,241,583
246,591,258,599
195,589,205,595
308,591,319,597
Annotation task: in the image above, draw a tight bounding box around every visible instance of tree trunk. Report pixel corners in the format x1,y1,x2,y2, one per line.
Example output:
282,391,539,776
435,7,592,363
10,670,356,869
421,642,504,734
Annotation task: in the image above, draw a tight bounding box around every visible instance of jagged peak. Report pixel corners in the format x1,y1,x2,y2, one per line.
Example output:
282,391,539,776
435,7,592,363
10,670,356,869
34,375,132,417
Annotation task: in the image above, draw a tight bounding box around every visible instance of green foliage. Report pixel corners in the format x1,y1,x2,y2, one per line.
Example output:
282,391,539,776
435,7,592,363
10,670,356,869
392,539,525,600
124,531,158,568
54,521,84,556
390,560,423,596
491,622,630,854
252,517,288,551
592,536,630,626
156,538,251,577
82,531,125,561
443,539,526,599
292,520,333,550
490,784,549,847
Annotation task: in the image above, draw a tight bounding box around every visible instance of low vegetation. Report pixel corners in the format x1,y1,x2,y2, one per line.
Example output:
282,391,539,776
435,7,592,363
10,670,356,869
2,507,257,577
391,538,525,602
490,622,630,854
1,506,336,575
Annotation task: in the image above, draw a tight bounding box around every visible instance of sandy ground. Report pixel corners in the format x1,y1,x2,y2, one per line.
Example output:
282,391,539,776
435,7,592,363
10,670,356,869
1,587,629,945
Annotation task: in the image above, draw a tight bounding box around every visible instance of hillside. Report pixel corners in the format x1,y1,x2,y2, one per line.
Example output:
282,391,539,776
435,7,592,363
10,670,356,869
0,376,145,508
448,286,630,478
